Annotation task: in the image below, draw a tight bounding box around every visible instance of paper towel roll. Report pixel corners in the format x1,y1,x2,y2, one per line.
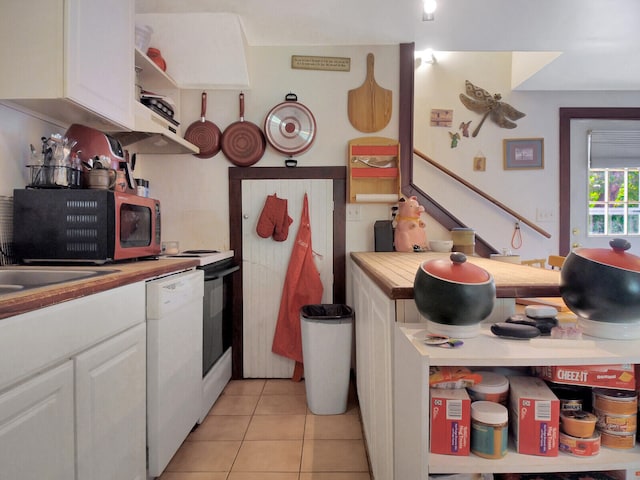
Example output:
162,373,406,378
354,193,399,203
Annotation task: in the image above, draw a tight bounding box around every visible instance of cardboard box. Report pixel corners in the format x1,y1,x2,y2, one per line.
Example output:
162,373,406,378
534,364,635,391
508,375,560,456
430,388,470,455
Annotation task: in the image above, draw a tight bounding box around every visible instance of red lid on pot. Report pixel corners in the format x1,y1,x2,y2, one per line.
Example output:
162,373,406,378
421,252,491,284
575,239,640,272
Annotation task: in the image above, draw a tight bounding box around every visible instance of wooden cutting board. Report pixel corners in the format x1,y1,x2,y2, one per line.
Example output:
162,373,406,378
348,53,392,133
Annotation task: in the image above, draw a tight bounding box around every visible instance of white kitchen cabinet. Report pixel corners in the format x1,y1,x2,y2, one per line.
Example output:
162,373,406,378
0,282,146,480
352,261,395,480
0,361,75,480
76,323,146,480
0,0,134,130
395,323,640,479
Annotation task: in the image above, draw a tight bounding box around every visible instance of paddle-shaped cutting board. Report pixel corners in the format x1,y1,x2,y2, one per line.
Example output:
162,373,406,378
348,53,392,133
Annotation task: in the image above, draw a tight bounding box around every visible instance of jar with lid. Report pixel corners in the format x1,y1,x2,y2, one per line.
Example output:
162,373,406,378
470,401,508,459
467,371,509,405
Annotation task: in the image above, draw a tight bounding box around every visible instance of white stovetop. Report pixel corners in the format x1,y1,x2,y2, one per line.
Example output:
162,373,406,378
167,250,233,266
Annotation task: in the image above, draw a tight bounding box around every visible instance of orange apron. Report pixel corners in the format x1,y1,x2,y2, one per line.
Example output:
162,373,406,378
272,193,324,369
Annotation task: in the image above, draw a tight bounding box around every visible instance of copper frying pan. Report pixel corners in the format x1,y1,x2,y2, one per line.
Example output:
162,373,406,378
184,92,222,159
221,93,266,167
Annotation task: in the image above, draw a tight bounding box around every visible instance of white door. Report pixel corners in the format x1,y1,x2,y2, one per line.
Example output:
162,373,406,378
570,119,640,255
242,179,333,378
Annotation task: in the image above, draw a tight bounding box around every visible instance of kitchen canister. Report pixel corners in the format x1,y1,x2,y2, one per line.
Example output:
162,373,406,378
451,228,475,255
470,401,508,459
467,371,509,405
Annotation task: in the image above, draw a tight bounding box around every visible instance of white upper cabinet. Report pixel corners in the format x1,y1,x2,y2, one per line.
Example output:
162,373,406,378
0,0,134,130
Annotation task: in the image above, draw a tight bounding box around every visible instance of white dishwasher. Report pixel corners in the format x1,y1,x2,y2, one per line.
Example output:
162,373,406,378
146,268,204,477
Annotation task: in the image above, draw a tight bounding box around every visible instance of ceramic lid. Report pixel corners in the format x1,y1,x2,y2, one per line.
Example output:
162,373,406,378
575,239,640,272
421,252,491,284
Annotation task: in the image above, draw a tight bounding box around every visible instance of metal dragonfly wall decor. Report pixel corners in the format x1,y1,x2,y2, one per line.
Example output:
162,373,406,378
459,80,526,138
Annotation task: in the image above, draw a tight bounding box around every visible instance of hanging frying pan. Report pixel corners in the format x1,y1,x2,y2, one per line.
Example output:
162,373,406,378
264,93,317,158
184,92,222,159
221,93,266,167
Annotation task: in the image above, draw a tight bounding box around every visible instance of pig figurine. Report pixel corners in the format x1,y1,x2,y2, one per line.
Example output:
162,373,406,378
393,196,429,252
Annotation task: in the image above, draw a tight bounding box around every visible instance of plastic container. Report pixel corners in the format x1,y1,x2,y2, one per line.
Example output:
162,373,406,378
470,401,508,459
451,228,475,254
467,371,509,405
135,24,153,52
300,304,354,415
592,388,638,415
559,410,597,438
559,431,601,456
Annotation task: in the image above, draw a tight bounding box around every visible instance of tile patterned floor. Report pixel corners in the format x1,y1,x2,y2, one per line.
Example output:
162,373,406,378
158,379,372,480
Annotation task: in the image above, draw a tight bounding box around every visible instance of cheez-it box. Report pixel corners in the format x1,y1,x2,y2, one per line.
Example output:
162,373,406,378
534,364,635,391
508,375,559,456
430,388,470,456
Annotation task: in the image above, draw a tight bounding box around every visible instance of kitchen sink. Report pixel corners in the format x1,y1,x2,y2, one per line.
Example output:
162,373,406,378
0,268,119,295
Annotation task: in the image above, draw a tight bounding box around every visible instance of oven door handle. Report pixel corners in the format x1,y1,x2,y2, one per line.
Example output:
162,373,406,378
203,265,239,281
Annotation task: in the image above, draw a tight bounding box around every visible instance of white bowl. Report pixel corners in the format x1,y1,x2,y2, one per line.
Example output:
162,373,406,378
429,240,453,252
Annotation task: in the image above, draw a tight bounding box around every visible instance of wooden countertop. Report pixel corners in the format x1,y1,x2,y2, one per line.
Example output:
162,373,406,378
0,258,200,320
351,251,562,300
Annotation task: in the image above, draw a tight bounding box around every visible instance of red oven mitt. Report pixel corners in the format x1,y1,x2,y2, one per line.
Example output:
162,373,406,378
256,194,292,241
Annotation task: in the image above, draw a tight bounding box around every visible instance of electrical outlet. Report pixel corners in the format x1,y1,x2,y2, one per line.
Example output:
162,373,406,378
536,208,554,222
347,204,362,222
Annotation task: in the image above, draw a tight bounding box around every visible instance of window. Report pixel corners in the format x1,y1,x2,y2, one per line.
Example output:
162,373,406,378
588,168,640,236
588,130,640,236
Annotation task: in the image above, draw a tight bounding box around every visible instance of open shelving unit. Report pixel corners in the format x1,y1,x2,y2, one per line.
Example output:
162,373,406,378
394,323,640,479
348,137,400,203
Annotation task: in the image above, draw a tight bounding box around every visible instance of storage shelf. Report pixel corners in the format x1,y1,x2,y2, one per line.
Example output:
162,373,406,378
395,323,640,479
402,324,640,367
348,137,400,203
429,441,640,475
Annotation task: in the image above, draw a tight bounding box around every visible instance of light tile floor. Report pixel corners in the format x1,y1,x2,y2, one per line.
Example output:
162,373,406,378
159,378,372,480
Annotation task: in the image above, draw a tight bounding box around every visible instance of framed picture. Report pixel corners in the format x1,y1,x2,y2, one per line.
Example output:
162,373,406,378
503,138,544,170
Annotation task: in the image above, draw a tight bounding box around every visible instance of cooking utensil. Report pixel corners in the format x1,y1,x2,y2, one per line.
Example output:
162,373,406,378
184,92,222,159
560,238,640,330
347,53,392,133
221,93,266,167
414,252,495,338
264,93,317,157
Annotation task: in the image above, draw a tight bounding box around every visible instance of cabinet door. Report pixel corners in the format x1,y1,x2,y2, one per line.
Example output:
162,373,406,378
66,0,134,128
75,323,146,480
0,361,75,480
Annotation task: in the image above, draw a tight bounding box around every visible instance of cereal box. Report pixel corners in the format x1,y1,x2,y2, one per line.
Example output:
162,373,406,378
534,364,635,391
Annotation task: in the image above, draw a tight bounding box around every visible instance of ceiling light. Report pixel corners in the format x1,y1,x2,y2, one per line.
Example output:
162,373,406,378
423,0,437,21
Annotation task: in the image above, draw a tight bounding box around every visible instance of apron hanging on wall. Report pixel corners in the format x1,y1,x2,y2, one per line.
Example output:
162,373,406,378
272,193,324,378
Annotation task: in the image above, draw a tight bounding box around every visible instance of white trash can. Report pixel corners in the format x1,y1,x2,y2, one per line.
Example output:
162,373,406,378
300,304,354,415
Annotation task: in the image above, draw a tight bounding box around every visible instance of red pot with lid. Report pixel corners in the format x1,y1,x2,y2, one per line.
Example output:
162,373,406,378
414,252,496,337
561,239,640,337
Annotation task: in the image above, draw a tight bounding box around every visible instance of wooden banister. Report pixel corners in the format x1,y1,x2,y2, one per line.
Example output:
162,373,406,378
414,149,552,239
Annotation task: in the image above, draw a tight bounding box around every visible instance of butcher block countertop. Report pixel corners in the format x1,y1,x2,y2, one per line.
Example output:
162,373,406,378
351,251,562,300
0,258,199,320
